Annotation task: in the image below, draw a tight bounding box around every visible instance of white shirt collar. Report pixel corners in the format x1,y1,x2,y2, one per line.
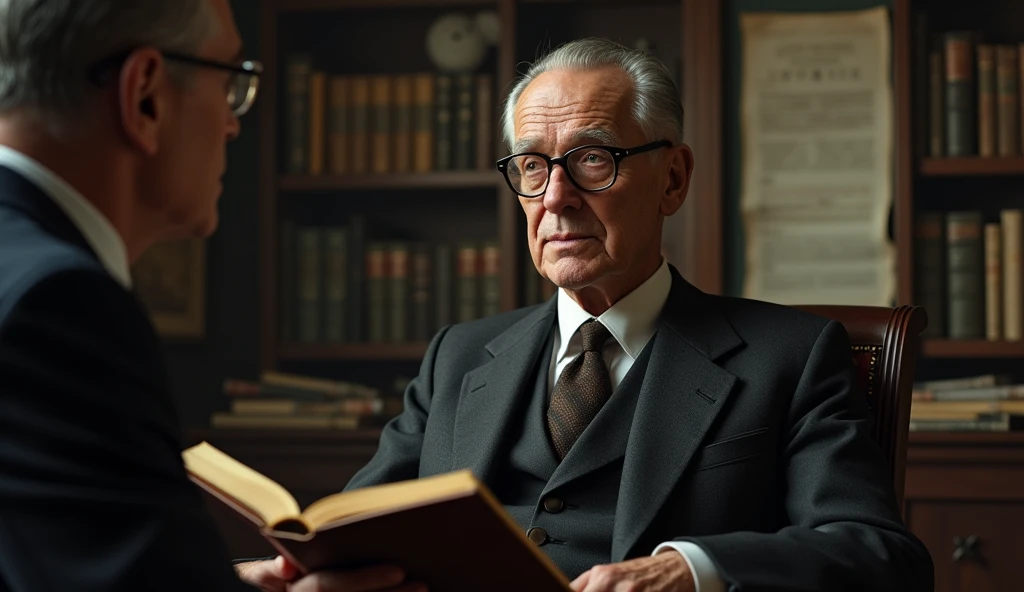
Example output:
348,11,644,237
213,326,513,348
555,259,672,361
0,145,132,288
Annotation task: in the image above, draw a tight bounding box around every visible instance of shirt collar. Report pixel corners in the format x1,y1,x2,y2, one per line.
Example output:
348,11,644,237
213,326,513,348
555,259,672,360
0,145,132,288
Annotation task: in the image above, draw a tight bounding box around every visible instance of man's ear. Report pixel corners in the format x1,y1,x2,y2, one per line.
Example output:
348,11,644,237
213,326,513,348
117,48,168,157
659,143,694,216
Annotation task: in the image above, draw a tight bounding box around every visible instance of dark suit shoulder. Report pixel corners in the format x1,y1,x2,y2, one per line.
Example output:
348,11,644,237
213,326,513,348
708,293,837,346
0,209,107,317
437,302,550,354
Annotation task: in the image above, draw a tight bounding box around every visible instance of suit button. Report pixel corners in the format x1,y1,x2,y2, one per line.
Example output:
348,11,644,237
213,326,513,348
542,497,565,513
527,527,548,546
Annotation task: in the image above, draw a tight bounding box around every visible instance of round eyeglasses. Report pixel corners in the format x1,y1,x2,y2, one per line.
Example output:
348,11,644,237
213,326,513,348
495,140,672,197
161,52,262,117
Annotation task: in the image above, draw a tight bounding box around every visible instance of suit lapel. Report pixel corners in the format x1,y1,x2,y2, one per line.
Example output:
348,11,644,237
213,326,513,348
453,298,557,488
611,270,744,561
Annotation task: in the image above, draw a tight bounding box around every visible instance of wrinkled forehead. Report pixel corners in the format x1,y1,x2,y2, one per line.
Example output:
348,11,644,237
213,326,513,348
512,67,638,153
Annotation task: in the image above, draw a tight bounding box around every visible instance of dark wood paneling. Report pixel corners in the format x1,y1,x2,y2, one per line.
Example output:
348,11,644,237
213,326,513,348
904,433,1024,592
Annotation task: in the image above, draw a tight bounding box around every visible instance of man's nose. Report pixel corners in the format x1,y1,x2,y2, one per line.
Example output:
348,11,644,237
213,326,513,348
542,165,582,214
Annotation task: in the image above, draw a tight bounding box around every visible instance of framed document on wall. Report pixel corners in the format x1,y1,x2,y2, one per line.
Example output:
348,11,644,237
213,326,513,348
132,238,206,339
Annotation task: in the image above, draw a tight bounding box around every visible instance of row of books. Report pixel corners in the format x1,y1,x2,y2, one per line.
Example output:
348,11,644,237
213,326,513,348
285,56,494,176
910,373,1024,432
916,23,1024,158
282,218,501,344
914,209,1024,340
210,371,402,430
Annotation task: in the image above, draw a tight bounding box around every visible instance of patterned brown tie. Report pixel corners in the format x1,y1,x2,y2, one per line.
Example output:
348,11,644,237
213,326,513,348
547,319,613,460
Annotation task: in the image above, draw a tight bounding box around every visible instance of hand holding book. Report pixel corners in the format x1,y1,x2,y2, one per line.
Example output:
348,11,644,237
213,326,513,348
236,555,425,592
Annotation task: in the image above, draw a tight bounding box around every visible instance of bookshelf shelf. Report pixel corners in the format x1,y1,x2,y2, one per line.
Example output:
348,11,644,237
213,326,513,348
919,157,1024,177
279,172,502,192
278,342,430,361
922,339,1024,358
277,0,498,13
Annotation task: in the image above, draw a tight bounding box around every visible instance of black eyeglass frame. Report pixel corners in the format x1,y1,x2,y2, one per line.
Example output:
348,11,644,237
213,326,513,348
495,139,673,198
88,49,263,116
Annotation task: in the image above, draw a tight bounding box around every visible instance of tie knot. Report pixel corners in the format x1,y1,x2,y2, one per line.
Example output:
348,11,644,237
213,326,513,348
579,320,611,353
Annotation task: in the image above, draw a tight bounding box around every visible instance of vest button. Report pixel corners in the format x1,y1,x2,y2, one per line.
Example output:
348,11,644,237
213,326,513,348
527,527,548,546
543,496,565,513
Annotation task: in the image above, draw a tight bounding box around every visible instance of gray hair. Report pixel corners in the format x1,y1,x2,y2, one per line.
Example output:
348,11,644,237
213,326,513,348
0,0,216,125
502,37,684,150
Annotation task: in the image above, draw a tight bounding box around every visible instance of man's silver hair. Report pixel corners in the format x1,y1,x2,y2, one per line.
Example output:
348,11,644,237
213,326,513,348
0,0,216,127
502,37,684,150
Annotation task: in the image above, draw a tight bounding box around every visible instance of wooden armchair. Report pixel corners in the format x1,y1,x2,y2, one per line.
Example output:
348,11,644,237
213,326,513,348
792,305,928,507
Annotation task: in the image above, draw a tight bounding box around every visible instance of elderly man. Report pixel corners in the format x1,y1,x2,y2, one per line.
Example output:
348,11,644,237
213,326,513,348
244,38,933,592
0,1,393,591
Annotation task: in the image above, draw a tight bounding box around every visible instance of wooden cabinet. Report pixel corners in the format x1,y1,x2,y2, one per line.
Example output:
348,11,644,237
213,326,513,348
904,432,1024,592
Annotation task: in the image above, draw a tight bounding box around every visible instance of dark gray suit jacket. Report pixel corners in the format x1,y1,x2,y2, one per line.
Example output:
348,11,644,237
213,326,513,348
346,267,934,591
0,166,250,591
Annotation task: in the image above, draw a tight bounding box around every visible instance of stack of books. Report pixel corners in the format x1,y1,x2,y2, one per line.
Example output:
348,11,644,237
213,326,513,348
910,373,1024,431
210,371,401,430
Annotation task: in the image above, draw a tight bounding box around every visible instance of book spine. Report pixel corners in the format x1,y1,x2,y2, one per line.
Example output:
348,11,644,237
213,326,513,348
366,242,388,343
984,223,1002,341
349,76,370,174
323,227,348,343
929,37,946,157
480,241,500,317
453,74,475,170
389,242,409,343
914,211,946,337
392,75,414,174
945,32,976,156
457,243,479,322
912,12,929,160
297,227,322,342
286,55,312,173
1002,209,1023,341
413,74,435,173
280,219,297,343
434,75,453,171
347,215,366,342
434,244,452,330
371,75,392,174
308,70,326,175
328,76,350,175
946,211,985,339
977,44,996,157
997,45,1020,156
410,243,432,341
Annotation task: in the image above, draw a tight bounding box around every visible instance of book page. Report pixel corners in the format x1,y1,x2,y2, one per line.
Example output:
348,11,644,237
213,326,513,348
740,7,895,305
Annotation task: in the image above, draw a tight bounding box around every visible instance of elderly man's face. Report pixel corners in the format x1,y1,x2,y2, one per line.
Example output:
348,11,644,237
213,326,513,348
513,67,687,294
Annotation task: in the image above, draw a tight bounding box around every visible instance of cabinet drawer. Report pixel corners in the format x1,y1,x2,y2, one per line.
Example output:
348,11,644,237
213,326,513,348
906,502,1024,592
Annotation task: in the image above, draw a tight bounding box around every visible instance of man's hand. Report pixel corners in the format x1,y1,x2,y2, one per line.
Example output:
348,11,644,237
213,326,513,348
570,552,694,592
236,556,427,592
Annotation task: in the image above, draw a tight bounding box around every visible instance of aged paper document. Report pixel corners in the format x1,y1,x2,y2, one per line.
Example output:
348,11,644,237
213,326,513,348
740,7,895,305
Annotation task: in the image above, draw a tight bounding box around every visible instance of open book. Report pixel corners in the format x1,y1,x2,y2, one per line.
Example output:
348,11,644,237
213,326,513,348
183,442,571,591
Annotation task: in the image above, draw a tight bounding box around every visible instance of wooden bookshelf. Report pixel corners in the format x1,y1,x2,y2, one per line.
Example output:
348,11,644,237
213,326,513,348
920,156,1024,177
278,343,430,361
280,171,502,192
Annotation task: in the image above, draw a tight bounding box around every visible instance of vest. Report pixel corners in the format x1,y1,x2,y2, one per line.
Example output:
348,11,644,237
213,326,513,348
493,334,656,580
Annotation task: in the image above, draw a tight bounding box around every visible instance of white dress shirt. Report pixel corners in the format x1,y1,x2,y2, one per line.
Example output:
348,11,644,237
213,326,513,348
0,145,131,288
551,259,724,592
